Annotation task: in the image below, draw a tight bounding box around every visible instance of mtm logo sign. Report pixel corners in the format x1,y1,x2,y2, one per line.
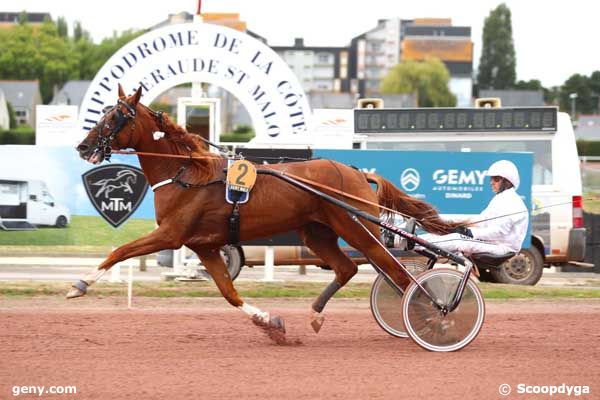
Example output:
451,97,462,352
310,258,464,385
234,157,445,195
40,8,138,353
82,164,148,228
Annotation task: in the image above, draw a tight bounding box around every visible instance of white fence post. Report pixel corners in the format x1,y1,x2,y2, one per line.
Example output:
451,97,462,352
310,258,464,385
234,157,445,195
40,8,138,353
261,246,275,282
127,262,133,309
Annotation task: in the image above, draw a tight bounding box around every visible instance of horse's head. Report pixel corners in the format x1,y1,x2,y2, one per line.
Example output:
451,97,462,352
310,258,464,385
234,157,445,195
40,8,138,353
76,84,142,164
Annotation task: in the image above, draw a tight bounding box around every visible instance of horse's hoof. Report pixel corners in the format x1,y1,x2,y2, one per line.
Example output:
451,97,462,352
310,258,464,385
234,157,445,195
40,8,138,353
252,314,287,344
310,311,325,333
66,280,88,299
270,315,286,333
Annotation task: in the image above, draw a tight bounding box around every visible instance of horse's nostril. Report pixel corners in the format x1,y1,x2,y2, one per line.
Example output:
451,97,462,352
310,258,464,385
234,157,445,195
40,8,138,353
77,144,89,152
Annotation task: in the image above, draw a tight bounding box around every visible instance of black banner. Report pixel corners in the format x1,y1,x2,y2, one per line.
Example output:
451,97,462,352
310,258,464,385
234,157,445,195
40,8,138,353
82,164,149,228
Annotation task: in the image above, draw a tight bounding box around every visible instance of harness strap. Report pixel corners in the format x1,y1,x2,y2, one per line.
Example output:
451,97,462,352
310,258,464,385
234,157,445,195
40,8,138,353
151,179,174,191
228,201,241,244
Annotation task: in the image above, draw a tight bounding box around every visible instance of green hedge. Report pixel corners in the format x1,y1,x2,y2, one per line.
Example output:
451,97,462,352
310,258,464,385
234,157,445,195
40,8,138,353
0,127,35,144
219,133,254,142
577,140,600,156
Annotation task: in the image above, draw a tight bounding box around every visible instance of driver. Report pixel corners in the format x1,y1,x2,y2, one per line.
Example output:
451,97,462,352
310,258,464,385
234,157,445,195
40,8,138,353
416,160,529,256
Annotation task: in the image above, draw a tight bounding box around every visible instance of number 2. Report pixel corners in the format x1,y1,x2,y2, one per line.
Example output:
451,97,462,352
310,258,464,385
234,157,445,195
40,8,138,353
235,163,248,185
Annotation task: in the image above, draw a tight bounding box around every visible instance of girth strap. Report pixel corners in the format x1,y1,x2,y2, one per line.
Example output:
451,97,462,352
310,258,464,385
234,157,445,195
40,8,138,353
228,201,241,245
227,190,244,245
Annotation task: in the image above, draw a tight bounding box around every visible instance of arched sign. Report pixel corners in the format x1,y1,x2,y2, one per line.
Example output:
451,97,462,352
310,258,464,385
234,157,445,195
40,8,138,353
78,22,312,142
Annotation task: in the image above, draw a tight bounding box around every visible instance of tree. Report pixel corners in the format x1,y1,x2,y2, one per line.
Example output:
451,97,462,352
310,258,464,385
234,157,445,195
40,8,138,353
0,19,78,103
6,102,17,129
560,74,594,115
72,21,89,42
514,79,542,91
380,58,456,107
477,3,516,90
56,16,68,38
76,29,145,79
34,20,79,102
17,11,28,25
589,71,600,113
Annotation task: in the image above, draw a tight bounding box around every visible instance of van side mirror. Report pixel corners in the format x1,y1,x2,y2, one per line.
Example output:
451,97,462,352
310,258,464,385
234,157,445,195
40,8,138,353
30,195,38,201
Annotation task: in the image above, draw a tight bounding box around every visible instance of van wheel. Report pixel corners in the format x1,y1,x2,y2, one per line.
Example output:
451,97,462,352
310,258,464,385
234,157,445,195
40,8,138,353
55,216,68,228
490,247,544,286
221,245,243,281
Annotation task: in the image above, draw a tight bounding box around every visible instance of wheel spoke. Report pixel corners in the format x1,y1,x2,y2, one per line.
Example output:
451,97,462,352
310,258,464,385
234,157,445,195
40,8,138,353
403,269,485,351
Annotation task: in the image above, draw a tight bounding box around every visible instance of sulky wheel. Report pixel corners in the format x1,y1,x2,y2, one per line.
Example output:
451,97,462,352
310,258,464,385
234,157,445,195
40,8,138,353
370,258,428,338
402,268,485,352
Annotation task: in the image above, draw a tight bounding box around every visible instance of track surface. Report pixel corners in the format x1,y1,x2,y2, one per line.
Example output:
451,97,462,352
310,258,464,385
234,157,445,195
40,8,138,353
1,297,599,399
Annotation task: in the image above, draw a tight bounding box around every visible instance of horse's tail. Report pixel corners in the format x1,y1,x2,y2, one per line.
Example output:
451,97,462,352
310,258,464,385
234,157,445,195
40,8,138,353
365,173,464,235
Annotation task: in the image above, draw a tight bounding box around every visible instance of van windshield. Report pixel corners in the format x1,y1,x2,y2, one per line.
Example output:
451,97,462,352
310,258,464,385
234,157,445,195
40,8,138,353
366,139,553,185
42,192,54,206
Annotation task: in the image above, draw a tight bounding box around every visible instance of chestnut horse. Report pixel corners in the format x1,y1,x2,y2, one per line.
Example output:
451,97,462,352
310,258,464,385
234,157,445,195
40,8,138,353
69,84,459,342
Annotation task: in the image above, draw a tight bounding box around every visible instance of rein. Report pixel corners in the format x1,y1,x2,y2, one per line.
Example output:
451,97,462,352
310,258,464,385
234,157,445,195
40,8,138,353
114,149,224,160
113,149,414,219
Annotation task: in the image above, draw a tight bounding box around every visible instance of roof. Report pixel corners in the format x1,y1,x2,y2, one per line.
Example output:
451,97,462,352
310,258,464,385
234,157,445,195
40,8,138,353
478,90,544,107
50,80,91,106
0,80,41,108
0,12,50,24
575,115,600,140
308,93,417,109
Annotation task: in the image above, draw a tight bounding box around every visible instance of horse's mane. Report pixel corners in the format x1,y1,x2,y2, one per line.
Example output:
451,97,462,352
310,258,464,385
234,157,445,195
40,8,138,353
148,108,221,183
159,112,207,153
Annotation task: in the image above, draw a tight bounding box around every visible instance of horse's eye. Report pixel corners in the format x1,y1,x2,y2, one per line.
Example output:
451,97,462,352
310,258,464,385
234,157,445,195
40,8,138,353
102,106,112,114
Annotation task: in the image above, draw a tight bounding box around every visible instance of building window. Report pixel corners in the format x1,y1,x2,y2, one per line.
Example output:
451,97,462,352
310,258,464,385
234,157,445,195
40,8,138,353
317,53,330,63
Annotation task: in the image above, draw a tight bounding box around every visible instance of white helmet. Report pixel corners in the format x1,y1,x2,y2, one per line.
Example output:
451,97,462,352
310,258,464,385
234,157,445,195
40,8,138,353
487,160,520,189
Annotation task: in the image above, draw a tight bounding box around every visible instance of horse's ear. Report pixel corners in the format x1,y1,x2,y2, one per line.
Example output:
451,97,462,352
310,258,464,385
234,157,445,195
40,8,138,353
117,83,126,99
131,86,143,106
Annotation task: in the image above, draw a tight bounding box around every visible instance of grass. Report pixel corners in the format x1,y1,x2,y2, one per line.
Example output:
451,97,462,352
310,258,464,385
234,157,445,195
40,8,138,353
584,192,600,214
1,281,600,300
0,215,154,247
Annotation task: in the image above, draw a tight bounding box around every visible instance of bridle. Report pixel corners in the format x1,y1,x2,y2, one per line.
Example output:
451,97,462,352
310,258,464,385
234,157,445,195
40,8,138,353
92,99,137,162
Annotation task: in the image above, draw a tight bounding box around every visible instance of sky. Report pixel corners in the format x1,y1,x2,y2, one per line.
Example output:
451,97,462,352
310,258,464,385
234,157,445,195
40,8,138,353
5,0,599,87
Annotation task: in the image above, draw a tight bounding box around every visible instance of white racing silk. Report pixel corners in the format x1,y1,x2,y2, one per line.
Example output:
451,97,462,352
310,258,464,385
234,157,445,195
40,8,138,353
421,187,529,256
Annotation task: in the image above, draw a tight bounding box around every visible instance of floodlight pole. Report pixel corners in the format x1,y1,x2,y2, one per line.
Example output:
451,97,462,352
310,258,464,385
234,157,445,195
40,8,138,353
569,92,578,120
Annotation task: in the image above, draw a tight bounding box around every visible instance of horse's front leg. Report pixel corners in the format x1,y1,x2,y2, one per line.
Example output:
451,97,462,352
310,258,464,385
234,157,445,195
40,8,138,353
66,227,183,299
188,244,287,344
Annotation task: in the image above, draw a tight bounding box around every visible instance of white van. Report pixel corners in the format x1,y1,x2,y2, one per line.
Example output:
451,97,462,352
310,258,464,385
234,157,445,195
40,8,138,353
176,104,585,286
350,103,586,284
0,179,70,230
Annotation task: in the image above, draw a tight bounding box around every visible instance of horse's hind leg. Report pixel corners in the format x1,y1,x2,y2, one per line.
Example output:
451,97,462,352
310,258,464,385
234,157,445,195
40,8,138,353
300,223,358,333
329,215,412,291
189,245,287,344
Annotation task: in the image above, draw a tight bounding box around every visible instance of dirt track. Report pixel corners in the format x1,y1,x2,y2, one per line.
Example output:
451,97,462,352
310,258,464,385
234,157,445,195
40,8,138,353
1,297,599,399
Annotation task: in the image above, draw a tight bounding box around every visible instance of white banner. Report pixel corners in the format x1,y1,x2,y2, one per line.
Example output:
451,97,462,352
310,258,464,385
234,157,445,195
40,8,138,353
36,105,79,147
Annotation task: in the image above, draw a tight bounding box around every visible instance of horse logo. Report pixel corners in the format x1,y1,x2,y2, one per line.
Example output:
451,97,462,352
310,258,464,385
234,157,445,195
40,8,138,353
400,168,420,192
82,164,148,228
92,170,137,199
